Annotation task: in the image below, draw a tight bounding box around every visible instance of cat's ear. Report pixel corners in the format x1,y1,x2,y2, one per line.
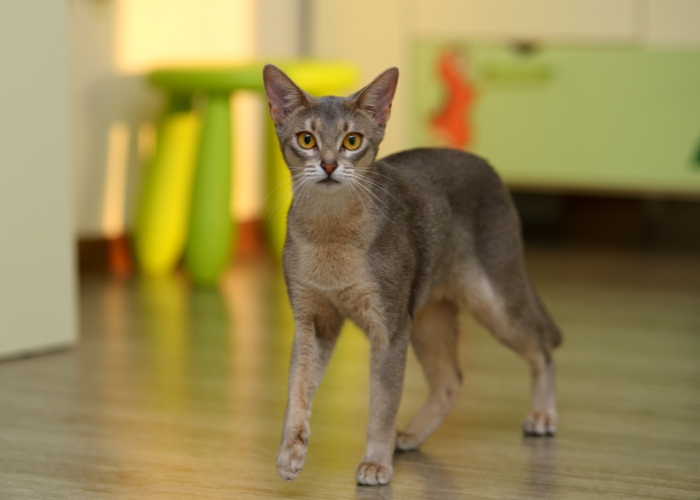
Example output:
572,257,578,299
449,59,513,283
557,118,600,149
263,64,310,126
351,67,399,127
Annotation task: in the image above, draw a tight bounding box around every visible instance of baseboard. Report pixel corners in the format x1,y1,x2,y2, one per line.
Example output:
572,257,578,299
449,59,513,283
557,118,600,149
77,219,268,276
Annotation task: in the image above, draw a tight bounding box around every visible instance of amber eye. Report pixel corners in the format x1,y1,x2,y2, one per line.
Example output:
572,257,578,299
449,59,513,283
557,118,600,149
297,132,316,149
343,133,362,151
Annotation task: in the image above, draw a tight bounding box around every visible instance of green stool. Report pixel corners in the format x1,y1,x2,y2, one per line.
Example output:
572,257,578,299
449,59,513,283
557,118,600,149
134,61,358,285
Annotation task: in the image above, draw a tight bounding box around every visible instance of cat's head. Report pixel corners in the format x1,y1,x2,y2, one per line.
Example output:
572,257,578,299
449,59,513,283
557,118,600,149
263,65,398,193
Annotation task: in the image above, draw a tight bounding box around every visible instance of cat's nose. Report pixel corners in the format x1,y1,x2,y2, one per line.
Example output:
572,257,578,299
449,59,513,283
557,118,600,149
321,162,338,175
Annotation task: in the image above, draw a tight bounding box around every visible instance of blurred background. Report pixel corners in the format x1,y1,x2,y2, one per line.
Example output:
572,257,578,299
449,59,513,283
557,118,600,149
2,0,700,401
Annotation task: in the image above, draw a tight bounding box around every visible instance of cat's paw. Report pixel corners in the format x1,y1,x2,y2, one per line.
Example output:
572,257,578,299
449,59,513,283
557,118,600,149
276,425,309,482
395,430,420,452
356,460,393,486
523,411,557,437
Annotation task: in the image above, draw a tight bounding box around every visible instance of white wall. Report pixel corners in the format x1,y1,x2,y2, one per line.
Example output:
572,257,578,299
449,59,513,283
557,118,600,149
0,1,77,358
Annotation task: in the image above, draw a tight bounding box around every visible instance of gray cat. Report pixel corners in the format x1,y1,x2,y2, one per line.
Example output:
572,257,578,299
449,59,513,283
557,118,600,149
263,64,561,486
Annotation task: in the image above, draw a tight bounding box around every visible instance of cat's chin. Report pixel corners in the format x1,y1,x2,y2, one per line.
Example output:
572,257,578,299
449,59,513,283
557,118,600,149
315,179,343,192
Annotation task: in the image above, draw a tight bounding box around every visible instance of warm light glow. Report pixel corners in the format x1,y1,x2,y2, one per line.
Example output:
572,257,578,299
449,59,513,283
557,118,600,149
136,121,157,165
114,0,256,73
102,121,130,238
232,91,264,220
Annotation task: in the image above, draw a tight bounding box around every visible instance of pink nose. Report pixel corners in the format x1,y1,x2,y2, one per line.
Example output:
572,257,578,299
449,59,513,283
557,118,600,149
321,162,338,175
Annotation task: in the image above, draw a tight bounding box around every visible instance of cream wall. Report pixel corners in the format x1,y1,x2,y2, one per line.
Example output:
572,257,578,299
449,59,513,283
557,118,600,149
0,1,77,358
310,0,409,157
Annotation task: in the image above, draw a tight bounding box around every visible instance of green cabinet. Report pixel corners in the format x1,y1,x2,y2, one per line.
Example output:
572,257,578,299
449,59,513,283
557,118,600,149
412,43,700,196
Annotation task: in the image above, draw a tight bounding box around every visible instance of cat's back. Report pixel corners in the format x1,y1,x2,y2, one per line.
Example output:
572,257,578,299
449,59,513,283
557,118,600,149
379,148,508,211
381,147,495,181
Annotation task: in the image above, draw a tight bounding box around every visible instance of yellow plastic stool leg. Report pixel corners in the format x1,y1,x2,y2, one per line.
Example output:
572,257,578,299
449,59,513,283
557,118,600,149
134,103,200,276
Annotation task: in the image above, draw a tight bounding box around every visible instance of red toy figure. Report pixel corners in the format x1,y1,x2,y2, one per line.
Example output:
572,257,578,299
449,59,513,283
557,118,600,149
431,49,476,150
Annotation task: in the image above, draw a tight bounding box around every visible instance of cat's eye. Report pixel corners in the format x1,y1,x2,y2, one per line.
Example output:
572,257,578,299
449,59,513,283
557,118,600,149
297,132,316,149
342,133,363,151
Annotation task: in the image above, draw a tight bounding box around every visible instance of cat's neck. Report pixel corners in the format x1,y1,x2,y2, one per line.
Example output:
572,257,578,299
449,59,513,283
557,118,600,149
289,186,379,245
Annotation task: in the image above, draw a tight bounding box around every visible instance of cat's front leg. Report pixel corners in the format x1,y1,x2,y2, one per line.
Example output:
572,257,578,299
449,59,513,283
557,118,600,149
277,309,341,482
357,325,410,486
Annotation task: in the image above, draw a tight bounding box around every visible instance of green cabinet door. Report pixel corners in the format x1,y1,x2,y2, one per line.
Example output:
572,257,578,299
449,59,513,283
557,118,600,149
413,43,700,196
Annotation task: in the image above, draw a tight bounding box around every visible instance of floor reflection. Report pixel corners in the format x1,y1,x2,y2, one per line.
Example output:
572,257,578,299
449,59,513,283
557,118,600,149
522,437,557,499
135,275,191,414
393,450,459,498
90,263,291,474
355,484,393,500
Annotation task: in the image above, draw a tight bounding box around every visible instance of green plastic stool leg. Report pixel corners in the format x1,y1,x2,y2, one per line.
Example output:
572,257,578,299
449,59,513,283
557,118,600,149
185,92,234,286
134,95,199,276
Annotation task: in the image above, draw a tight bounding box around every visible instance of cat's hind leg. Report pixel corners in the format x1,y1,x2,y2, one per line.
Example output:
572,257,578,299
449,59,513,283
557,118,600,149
463,264,559,437
396,298,462,451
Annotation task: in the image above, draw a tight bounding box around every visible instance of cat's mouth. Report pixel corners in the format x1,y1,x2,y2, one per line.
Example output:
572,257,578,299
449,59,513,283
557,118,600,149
318,177,339,186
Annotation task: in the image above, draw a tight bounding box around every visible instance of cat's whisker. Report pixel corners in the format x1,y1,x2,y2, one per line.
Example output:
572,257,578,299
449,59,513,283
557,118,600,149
266,187,293,229
346,181,365,214
262,174,301,207
354,185,389,217
363,169,390,179
363,171,395,186
265,173,308,229
357,174,403,206
296,177,318,209
290,178,308,200
349,176,391,222
351,173,391,207
264,181,291,215
269,175,316,230
363,170,403,205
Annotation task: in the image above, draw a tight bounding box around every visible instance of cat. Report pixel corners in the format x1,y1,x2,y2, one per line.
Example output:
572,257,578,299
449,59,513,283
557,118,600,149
263,64,561,486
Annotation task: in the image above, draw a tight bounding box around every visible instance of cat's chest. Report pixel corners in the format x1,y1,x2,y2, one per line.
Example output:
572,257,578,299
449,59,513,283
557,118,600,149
293,239,370,291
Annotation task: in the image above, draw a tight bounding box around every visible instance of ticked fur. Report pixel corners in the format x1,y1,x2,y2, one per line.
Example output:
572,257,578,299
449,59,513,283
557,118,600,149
263,64,561,486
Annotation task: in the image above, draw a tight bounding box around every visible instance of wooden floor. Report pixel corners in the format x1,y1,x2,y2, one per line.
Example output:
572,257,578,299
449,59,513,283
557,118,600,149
1,246,699,499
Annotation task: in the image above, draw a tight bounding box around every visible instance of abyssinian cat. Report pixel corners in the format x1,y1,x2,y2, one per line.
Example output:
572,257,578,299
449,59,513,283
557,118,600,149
263,64,561,486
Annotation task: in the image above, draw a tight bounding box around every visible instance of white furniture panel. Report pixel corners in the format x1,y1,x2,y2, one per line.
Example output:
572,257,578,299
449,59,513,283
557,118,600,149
645,0,700,48
0,0,77,359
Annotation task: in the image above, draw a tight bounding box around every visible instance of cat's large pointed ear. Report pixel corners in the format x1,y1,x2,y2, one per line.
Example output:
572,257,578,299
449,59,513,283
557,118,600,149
263,64,310,126
351,67,399,127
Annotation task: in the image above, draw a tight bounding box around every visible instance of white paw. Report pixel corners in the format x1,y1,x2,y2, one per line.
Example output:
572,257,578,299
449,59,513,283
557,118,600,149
276,425,309,482
523,411,557,437
356,460,393,486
